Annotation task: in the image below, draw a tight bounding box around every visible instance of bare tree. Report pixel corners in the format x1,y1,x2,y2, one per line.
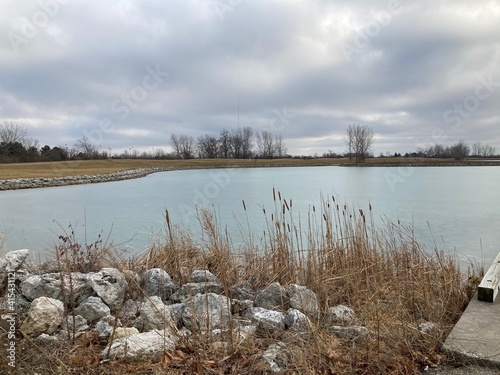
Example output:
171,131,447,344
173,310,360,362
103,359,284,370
274,133,287,158
241,126,253,158
74,135,99,159
472,141,496,157
170,133,194,159
345,124,355,162
218,129,231,158
345,124,374,163
256,130,275,158
196,134,218,158
0,120,28,157
256,131,287,158
450,140,470,160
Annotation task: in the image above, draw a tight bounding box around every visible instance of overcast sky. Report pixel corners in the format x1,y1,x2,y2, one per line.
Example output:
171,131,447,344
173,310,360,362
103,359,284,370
1,0,499,156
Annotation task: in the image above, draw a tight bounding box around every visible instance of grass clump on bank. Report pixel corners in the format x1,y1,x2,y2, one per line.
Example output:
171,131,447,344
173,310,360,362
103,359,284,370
2,191,481,374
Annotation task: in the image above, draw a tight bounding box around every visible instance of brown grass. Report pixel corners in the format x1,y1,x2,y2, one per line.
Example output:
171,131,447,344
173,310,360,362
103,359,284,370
0,157,475,180
0,192,481,374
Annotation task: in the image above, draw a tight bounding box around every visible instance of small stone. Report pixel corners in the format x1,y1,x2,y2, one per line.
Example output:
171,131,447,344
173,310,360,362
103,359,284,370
326,305,356,325
75,296,110,321
20,297,64,337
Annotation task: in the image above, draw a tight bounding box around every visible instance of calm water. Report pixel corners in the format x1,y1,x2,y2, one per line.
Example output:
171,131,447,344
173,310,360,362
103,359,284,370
0,166,498,265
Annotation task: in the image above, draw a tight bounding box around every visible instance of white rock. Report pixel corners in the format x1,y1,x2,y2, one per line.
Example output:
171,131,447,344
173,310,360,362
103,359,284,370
75,296,110,321
188,270,219,283
284,308,312,338
101,329,177,361
20,297,64,337
327,305,356,325
87,268,127,310
249,307,285,336
0,249,29,284
287,284,319,319
182,293,231,332
139,296,176,332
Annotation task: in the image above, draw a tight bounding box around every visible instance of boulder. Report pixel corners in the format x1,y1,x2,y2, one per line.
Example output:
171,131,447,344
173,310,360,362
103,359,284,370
248,307,285,337
113,327,139,339
229,281,255,300
94,315,121,337
75,296,110,321
287,284,319,319
329,325,368,339
255,282,289,311
139,296,176,333
21,272,92,305
284,308,312,339
87,268,127,310
62,315,89,333
101,329,177,361
258,342,290,374
0,249,29,286
170,282,223,303
140,268,178,301
20,297,64,337
188,269,219,283
182,293,231,332
326,305,356,325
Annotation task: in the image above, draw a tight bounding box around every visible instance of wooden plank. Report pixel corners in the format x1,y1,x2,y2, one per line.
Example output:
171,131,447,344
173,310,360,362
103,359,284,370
478,252,500,302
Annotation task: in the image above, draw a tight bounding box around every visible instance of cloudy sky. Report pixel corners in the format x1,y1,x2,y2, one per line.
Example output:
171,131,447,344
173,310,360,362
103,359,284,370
1,0,499,156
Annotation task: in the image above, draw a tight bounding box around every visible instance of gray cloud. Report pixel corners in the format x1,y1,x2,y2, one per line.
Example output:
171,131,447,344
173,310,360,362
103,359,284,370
1,0,499,155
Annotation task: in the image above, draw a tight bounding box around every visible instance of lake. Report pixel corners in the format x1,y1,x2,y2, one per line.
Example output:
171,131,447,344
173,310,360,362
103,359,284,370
1,166,498,265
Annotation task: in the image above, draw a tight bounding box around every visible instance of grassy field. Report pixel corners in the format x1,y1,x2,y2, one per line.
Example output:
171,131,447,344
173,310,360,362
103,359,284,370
0,157,471,180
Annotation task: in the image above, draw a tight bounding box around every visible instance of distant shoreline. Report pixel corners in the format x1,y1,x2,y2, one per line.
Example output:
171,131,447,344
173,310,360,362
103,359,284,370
1,159,499,191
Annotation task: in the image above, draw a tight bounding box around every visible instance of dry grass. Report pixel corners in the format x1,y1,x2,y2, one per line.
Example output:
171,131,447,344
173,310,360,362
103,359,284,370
0,192,481,374
0,157,476,180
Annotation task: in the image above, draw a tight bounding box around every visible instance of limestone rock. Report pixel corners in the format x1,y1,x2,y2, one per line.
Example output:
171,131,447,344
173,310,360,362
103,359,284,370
287,284,319,319
284,308,312,338
255,282,289,311
87,268,127,310
329,325,368,339
182,293,231,332
75,296,110,321
21,272,92,305
188,269,219,283
0,249,29,286
326,305,356,325
171,282,223,303
139,296,176,332
113,327,139,339
258,342,290,374
140,268,178,301
229,281,255,300
249,307,285,336
20,297,64,337
62,315,88,333
94,315,121,337
101,329,177,361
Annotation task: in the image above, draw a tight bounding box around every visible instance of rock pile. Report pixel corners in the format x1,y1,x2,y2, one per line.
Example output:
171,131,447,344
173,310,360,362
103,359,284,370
0,249,373,373
0,167,171,190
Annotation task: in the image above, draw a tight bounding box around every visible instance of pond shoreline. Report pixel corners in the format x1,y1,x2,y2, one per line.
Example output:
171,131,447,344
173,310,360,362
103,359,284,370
1,161,500,191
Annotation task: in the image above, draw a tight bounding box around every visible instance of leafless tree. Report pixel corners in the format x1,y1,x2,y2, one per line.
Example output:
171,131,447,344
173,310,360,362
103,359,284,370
450,140,470,160
170,133,194,159
0,120,28,156
218,129,231,158
274,133,287,158
196,134,219,158
256,131,287,158
74,135,99,159
472,141,496,157
256,130,275,158
345,124,374,163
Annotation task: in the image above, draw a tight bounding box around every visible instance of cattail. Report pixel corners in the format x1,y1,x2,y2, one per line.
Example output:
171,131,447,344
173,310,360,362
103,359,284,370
284,199,290,211
242,200,246,211
273,187,276,201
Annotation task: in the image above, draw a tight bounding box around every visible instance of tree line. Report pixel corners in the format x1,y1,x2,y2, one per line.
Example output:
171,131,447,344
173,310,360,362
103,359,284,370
0,121,288,162
170,127,287,160
1,120,497,163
